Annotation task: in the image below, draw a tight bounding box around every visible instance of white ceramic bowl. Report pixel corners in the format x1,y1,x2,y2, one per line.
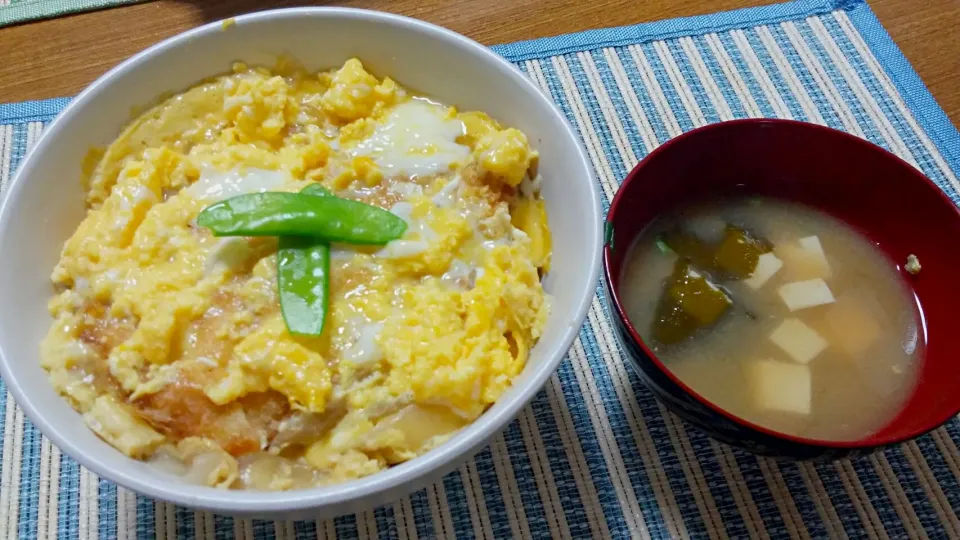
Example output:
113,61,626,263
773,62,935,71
0,8,601,518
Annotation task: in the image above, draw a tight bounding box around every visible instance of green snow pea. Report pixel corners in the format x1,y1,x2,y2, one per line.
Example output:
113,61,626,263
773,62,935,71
196,191,407,244
277,183,333,336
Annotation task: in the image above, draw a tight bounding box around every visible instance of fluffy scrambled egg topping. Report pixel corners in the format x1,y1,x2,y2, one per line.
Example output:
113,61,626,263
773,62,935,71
41,58,551,489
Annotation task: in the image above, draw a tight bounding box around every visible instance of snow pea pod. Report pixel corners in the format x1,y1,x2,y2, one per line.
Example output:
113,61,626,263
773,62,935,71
277,183,333,336
197,191,407,244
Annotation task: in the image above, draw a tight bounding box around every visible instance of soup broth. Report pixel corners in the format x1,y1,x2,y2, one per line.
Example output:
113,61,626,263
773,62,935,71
621,198,922,442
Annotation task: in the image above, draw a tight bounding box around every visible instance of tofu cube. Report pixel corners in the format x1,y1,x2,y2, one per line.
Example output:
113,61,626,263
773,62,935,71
824,294,881,357
778,278,835,311
777,236,832,280
768,318,827,364
748,359,812,415
743,252,783,290
798,236,829,263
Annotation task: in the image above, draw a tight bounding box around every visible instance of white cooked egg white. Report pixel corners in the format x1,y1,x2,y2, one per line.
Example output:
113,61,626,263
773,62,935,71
350,99,470,178
185,167,291,202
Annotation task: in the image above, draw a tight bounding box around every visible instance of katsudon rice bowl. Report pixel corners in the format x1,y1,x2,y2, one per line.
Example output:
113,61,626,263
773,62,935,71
0,9,601,516
46,57,554,489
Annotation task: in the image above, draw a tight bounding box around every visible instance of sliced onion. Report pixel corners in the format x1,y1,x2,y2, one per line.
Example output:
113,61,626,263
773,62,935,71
290,461,321,490
182,451,238,488
147,447,188,477
238,452,294,491
368,404,466,453
269,409,344,452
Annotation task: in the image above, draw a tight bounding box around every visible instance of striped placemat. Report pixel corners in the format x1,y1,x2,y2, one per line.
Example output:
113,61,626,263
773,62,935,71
2,0,959,538
0,0,144,27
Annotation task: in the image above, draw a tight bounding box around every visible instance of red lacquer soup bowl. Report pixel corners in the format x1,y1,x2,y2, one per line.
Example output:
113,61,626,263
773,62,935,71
602,119,960,461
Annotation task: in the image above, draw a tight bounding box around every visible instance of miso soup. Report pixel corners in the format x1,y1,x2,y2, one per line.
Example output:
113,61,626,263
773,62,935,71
621,197,922,442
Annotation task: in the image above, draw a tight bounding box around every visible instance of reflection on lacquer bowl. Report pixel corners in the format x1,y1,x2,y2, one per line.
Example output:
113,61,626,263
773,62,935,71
602,119,960,461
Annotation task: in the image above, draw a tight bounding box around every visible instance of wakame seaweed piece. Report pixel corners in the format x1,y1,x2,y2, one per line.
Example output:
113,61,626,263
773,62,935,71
653,293,699,345
668,261,732,325
652,259,733,344
713,225,773,279
659,229,721,273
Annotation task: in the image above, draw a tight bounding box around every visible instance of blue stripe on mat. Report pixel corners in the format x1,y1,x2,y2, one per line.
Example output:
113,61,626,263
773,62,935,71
252,519,273,540
9,121,29,171
641,41,699,131
213,513,231,540
795,19,891,147
915,436,960,520
0,382,6,463
576,324,671,539
553,355,630,537
528,386,592,537
374,504,396,540
775,462,829,538
100,478,118,539
440,469,473,539
883,446,947,537
741,27,811,121
566,54,636,180
58,456,80,539
176,505,196,539
814,462,869,536
849,457,908,538
503,419,551,538
616,48,676,146
294,518,317,540
0,97,71,123
333,513,358,540
667,38,733,122
732,452,791,537
472,447,513,540
588,49,660,155
18,424,41,540
409,488,435,539
846,2,960,177
138,496,156,540
766,24,846,130
712,32,778,118
491,0,841,61
688,430,753,538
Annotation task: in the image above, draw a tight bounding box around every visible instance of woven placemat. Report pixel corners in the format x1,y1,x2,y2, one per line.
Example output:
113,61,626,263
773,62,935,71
2,0,959,538
0,0,144,27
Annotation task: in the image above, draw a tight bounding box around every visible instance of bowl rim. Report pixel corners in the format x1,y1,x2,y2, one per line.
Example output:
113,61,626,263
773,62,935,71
0,7,602,512
602,117,960,450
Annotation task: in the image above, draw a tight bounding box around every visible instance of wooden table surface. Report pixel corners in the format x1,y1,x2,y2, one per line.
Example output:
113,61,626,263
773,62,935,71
1,0,958,129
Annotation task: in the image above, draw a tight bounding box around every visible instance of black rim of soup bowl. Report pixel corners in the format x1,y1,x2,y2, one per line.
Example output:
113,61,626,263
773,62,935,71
598,119,956,462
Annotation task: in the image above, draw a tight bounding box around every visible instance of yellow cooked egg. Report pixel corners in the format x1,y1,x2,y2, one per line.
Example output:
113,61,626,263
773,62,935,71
41,58,552,489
